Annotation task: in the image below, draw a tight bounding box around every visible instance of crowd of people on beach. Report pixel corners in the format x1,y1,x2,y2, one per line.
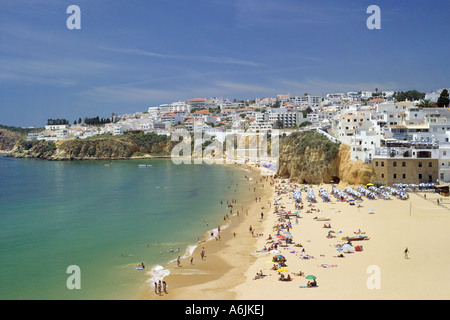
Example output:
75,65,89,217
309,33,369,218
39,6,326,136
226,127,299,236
251,179,381,288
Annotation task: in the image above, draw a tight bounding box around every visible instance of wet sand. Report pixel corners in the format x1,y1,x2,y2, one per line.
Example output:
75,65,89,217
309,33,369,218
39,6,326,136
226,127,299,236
140,172,450,300
141,163,273,300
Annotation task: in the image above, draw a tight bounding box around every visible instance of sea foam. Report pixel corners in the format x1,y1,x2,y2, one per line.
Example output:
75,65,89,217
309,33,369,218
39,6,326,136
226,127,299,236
146,265,170,284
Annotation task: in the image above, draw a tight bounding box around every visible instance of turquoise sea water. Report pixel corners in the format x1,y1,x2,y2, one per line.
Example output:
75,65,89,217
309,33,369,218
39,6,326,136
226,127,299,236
0,155,251,299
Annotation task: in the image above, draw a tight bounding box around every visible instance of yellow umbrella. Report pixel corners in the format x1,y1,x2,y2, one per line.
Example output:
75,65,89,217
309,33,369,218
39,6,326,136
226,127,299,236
276,268,288,272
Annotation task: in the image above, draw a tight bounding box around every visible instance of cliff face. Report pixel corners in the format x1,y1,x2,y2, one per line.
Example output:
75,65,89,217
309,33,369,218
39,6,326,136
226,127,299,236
52,138,137,160
8,134,173,160
277,131,375,185
0,129,25,151
7,129,375,185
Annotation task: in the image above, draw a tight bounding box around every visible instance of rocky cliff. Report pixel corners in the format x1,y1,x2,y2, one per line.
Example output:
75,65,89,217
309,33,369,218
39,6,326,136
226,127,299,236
8,133,174,160
0,128,28,151
6,129,375,185
277,131,375,185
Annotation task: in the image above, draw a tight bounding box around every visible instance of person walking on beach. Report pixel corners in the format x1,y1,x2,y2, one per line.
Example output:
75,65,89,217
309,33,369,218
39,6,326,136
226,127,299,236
177,256,181,267
163,281,168,294
154,281,158,294
157,280,162,295
201,247,205,260
404,247,409,259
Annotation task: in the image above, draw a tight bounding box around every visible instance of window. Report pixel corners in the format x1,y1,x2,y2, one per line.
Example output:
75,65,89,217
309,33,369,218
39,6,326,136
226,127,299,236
429,162,432,167
402,174,406,179
381,174,384,178
393,162,397,167
418,174,422,179
393,174,397,179
381,162,384,167
418,162,422,167
375,161,378,166
402,162,406,167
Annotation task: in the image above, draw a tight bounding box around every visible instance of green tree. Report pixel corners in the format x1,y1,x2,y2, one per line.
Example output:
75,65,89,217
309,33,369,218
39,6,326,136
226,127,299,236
437,89,450,108
418,99,436,108
393,90,425,102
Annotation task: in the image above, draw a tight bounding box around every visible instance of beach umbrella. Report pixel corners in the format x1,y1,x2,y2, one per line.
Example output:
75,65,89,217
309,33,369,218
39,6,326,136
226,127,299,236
276,268,288,272
305,275,316,280
277,235,286,239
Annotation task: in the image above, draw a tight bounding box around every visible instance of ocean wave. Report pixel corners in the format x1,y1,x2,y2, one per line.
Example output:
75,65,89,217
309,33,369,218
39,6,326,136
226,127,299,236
181,244,197,259
145,265,170,284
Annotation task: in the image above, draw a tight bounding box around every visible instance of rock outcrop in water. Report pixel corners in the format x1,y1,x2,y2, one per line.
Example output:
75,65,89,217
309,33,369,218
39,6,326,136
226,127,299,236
276,131,375,185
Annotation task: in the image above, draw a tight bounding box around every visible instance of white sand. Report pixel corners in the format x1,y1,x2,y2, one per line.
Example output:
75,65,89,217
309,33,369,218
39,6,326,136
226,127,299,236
233,183,450,300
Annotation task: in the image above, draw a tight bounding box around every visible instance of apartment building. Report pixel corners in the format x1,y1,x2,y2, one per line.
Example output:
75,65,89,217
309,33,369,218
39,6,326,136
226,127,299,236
268,108,303,128
372,139,439,185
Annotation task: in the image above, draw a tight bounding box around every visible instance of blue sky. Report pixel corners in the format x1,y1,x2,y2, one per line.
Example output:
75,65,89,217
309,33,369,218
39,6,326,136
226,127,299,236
0,0,449,127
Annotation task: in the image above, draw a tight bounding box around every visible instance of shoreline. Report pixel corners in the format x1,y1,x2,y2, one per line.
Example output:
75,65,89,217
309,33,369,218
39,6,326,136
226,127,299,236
140,173,450,300
140,163,274,300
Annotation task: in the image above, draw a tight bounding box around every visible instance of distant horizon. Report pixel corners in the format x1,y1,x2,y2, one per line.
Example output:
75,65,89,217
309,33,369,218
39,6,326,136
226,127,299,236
1,1,449,127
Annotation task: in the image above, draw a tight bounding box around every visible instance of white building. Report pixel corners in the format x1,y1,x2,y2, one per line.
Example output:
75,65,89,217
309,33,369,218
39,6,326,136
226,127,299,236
148,105,170,118
248,112,272,131
268,108,303,128
44,124,69,131
169,101,191,113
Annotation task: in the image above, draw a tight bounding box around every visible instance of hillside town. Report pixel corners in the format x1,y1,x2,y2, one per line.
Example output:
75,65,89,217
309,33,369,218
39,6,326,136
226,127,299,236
27,88,450,185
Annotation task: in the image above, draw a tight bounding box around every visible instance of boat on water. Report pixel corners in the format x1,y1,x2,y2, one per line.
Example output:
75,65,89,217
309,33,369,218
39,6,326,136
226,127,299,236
138,164,153,168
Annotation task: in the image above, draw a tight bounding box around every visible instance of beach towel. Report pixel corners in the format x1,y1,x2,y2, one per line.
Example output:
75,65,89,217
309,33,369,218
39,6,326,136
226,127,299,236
316,264,337,268
299,286,318,288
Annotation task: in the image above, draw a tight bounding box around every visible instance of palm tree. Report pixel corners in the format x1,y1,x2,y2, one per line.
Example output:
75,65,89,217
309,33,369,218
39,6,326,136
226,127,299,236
418,99,435,108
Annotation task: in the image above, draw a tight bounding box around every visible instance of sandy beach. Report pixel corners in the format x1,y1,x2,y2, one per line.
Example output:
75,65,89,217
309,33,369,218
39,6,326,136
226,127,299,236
234,182,450,300
140,163,273,300
141,167,450,300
